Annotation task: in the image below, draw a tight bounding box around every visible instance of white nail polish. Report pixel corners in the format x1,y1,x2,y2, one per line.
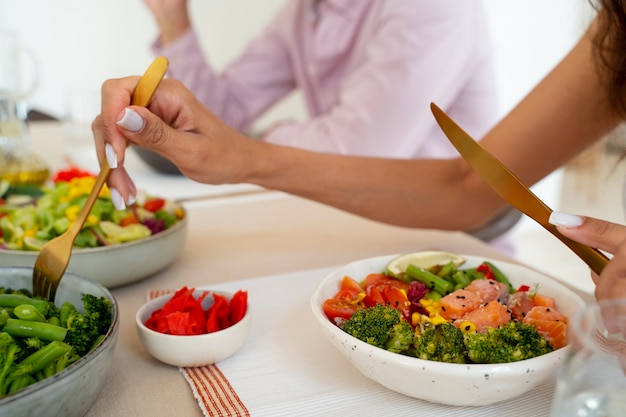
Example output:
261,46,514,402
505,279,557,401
109,188,126,210
549,211,583,228
127,194,136,206
105,143,118,169
117,108,144,132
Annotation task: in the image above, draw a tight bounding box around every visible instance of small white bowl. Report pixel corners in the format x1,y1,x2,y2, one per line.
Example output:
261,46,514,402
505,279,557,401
310,254,586,406
136,289,251,367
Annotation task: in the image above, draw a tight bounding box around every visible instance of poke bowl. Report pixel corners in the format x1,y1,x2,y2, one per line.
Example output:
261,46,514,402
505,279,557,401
310,252,586,406
0,266,119,417
0,173,187,287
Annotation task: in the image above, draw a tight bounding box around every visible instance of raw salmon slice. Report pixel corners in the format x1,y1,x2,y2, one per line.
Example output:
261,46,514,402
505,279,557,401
522,305,568,349
439,289,482,320
464,279,509,304
507,291,534,321
454,300,511,333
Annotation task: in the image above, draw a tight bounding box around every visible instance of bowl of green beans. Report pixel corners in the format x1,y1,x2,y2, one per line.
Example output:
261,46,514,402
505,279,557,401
0,267,119,417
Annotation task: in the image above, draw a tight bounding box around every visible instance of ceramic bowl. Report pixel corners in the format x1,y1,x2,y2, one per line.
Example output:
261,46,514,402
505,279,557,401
136,289,251,367
0,267,119,417
310,254,586,406
0,213,187,288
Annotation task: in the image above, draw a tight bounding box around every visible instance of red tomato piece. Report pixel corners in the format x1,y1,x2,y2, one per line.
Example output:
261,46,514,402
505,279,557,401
206,293,230,332
52,166,95,183
143,198,166,213
363,285,385,307
341,276,365,294
322,298,363,322
119,213,140,226
381,286,411,320
229,290,248,325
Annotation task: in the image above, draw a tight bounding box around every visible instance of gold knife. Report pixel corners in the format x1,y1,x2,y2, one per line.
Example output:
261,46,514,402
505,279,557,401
430,102,609,275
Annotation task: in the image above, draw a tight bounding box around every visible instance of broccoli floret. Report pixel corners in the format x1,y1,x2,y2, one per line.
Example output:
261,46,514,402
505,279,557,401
464,321,553,364
412,322,468,364
342,304,406,350
82,294,113,336
63,294,112,356
386,320,415,353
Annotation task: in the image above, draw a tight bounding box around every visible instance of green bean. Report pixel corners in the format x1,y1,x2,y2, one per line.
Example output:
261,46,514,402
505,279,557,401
0,308,10,328
436,261,456,278
0,294,49,315
19,340,72,374
2,318,67,342
423,291,442,302
406,264,453,295
47,316,60,327
13,304,46,322
59,301,76,328
451,271,471,288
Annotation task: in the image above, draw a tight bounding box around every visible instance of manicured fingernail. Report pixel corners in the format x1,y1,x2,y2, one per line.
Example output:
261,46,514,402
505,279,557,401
549,211,583,228
117,108,144,132
109,187,126,210
127,194,136,206
105,143,118,169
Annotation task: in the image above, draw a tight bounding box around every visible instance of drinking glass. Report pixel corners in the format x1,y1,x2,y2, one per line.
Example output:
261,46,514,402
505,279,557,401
550,298,626,417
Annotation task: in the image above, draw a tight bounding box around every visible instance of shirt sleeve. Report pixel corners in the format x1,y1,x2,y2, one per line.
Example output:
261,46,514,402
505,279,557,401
263,1,496,159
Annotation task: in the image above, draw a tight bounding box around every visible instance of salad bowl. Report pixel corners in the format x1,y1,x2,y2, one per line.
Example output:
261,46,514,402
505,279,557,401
310,253,586,406
0,176,188,287
0,215,187,287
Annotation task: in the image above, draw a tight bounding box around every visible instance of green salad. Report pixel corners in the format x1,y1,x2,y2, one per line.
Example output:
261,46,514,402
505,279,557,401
0,168,185,251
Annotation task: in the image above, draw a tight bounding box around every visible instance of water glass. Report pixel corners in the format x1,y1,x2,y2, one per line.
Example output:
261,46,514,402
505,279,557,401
550,298,626,417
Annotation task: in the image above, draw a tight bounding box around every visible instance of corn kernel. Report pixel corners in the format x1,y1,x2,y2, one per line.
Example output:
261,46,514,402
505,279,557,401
459,321,477,334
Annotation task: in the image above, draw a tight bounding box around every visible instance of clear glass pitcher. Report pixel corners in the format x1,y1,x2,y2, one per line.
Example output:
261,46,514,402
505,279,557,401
0,30,49,185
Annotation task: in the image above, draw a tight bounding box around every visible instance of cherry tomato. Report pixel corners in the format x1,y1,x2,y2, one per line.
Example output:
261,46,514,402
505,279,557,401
143,198,166,212
322,298,363,322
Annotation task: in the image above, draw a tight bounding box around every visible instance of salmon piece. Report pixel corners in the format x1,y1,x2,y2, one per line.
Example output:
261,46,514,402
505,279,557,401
454,300,511,333
439,289,482,320
522,306,568,349
465,279,509,304
507,291,534,321
531,293,556,308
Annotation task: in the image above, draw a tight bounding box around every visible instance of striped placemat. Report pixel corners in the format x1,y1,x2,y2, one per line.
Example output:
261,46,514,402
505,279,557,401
147,289,250,417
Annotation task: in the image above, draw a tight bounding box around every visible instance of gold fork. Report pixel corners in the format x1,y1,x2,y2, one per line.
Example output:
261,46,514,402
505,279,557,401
32,56,169,300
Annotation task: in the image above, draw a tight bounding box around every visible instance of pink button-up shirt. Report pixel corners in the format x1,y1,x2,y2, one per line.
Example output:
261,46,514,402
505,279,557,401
154,0,498,159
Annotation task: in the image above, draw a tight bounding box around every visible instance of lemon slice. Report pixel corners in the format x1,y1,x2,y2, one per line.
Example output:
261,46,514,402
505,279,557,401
385,251,466,278
22,237,48,251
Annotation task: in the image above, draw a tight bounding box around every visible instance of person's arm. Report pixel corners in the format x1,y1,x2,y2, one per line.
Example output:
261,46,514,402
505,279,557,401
143,0,191,45
93,18,621,232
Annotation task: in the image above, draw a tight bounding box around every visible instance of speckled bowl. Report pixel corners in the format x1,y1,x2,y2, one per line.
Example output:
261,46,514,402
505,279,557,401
0,267,119,417
310,254,586,406
136,289,251,367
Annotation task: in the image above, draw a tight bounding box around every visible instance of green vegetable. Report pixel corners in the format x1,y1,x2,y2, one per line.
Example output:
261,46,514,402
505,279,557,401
13,304,46,322
3,319,67,342
0,293,49,315
411,322,468,364
64,294,113,356
464,321,553,363
0,290,113,398
342,304,408,350
405,264,453,296
385,320,415,353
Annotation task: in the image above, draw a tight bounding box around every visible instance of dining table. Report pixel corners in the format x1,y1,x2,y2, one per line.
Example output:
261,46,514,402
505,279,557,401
23,121,594,417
